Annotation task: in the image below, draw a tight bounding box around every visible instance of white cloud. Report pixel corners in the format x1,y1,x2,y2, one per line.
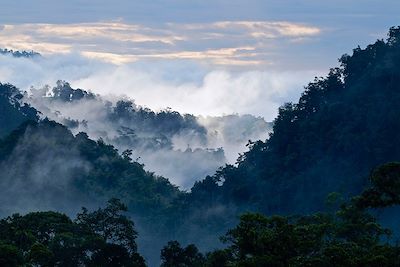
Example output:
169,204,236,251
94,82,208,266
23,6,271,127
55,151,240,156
0,52,320,121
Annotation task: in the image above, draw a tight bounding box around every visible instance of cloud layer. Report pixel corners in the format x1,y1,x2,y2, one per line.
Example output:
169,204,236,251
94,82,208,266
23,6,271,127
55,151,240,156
0,21,321,66
0,53,319,121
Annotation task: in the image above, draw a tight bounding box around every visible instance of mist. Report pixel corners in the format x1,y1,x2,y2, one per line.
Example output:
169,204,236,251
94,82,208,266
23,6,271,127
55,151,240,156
22,81,269,188
0,52,318,188
0,52,318,121
0,122,96,217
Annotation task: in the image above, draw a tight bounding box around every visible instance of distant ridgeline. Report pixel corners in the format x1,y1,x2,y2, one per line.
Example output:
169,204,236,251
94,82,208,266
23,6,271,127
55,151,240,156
0,48,40,58
28,80,208,142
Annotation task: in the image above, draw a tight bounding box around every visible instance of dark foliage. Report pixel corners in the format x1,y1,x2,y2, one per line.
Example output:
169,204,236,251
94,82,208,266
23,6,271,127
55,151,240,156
161,163,400,266
187,26,400,216
160,241,205,267
0,48,40,58
0,199,145,266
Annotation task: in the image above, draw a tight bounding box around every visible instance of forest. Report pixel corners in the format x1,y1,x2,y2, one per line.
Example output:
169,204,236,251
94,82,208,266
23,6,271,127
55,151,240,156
0,27,400,266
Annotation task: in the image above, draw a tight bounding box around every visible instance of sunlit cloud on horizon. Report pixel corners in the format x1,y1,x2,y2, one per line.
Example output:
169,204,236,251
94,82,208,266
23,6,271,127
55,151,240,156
0,20,321,66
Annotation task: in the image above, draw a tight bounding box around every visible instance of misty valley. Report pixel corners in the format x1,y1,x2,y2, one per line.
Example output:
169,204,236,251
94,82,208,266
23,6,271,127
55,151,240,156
1,15,400,267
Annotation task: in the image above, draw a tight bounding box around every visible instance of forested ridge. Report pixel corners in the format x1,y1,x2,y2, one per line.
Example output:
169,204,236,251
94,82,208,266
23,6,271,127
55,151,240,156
189,26,400,215
1,27,400,266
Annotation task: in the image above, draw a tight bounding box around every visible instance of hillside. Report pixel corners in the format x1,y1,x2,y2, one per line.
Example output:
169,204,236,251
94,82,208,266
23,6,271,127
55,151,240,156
0,119,180,217
186,26,400,217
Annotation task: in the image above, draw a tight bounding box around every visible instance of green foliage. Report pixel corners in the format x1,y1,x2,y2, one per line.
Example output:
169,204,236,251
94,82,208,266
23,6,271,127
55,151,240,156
0,199,145,266
357,162,400,208
29,243,54,266
76,198,139,254
219,209,397,267
157,163,400,267
160,241,205,267
0,243,23,267
204,249,232,267
162,164,400,266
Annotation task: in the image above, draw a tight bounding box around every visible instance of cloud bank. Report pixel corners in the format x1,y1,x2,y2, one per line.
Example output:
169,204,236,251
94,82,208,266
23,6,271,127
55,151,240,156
0,53,319,121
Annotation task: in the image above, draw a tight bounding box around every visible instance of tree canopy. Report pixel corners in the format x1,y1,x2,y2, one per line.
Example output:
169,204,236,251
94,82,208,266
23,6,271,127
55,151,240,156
0,199,145,266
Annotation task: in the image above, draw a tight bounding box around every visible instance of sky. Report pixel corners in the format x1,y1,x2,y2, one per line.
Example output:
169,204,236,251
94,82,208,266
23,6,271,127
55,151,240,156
0,0,399,120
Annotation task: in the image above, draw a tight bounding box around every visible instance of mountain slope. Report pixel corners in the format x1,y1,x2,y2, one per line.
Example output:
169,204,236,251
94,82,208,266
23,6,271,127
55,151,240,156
0,119,181,214
188,26,400,216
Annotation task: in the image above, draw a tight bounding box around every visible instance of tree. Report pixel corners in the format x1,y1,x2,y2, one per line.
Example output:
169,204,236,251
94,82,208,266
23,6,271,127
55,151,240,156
29,243,54,267
76,198,138,253
357,162,400,208
0,200,146,267
0,243,23,267
160,241,205,267
89,243,143,267
76,199,145,266
207,163,400,266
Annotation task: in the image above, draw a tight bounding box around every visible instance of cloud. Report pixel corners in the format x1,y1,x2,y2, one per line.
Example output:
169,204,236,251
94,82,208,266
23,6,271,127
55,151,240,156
35,22,184,44
0,52,320,121
0,21,321,66
73,64,317,121
0,124,93,216
179,21,321,38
